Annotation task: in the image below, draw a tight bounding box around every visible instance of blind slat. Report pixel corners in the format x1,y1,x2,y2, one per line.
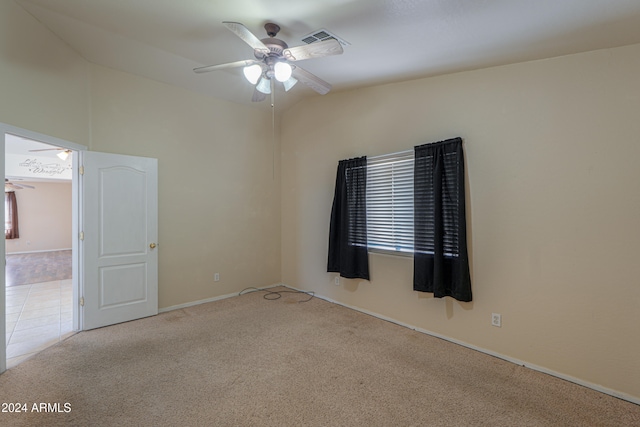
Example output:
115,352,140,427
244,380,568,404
366,151,414,252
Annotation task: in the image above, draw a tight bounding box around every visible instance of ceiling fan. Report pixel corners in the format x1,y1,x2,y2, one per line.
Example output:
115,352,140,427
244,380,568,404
194,22,344,102
5,179,35,192
29,147,72,160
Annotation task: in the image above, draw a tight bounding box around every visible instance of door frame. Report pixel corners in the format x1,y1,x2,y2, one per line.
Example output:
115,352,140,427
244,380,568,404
0,122,86,373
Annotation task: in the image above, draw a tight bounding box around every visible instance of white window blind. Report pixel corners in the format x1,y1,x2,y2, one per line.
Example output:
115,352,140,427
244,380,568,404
366,150,414,253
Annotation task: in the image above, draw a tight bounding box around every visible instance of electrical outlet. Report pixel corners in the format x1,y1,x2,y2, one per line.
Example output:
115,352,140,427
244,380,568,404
334,276,340,286
491,313,502,327
214,273,220,282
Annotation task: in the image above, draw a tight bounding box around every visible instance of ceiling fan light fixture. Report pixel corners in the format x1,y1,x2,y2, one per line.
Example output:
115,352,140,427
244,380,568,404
283,76,298,92
243,64,262,84
194,22,343,101
256,77,271,94
57,150,70,161
274,62,292,82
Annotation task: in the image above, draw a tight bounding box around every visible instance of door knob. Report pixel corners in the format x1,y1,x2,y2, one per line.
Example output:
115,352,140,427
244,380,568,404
149,243,157,249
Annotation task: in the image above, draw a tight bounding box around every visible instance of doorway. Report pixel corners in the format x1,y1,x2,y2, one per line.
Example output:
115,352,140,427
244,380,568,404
4,135,75,367
1,123,158,373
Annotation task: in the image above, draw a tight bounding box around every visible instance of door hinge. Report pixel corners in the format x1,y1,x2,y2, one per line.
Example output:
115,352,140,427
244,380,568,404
80,297,85,307
79,231,84,241
79,165,85,175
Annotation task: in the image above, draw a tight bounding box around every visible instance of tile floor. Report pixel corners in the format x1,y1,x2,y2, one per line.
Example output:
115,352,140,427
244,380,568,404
5,279,75,368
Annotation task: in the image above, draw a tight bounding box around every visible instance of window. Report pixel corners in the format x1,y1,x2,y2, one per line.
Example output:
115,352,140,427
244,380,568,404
5,191,19,239
328,138,471,300
366,150,414,254
366,140,466,258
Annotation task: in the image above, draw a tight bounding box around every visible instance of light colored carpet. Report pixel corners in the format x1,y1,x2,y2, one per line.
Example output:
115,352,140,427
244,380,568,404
0,287,638,426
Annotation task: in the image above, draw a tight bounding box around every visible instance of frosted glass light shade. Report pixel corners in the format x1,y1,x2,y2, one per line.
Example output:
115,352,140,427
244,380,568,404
282,77,298,92
57,150,70,161
274,62,292,82
243,64,262,84
256,77,271,94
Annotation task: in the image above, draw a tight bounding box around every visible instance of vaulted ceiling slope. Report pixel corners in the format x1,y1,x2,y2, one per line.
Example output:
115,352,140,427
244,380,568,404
16,0,640,110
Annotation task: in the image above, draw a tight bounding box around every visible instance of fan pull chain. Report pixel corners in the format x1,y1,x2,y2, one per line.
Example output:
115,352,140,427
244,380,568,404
271,79,275,180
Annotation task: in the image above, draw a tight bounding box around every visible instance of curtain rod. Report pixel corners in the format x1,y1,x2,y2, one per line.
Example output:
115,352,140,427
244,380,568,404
368,137,463,161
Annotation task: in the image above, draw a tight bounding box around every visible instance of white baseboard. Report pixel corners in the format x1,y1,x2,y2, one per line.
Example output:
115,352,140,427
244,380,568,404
158,284,282,314
6,248,72,255
280,283,640,406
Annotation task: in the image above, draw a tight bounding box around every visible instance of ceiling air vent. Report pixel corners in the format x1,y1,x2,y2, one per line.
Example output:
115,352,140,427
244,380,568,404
301,29,350,46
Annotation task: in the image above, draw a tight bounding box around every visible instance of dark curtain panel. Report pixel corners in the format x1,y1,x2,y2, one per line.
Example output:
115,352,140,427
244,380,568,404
327,156,369,280
414,138,471,301
5,191,19,239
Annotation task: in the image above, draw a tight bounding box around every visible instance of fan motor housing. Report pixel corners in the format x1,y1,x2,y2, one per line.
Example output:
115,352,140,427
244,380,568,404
257,37,288,58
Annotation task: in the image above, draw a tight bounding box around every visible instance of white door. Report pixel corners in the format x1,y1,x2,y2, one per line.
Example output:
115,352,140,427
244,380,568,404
81,151,158,330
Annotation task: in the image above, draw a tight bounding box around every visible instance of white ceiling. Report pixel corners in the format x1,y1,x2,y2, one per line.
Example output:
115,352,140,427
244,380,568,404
5,134,72,182
6,134,65,158
15,0,640,111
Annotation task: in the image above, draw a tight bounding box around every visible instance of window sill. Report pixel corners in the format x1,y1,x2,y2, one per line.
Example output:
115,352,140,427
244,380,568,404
367,248,413,259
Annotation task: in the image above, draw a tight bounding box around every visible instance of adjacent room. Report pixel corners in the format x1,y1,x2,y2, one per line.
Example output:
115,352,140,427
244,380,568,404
1,0,639,425
4,136,74,366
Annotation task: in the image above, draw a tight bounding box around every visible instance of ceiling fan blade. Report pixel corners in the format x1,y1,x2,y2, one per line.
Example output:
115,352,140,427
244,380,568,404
5,182,34,191
193,59,260,74
29,148,63,152
223,21,270,57
283,38,343,62
251,88,267,102
291,66,332,95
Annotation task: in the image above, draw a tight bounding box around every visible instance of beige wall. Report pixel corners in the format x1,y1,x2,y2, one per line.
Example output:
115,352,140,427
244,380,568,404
2,2,281,309
5,181,72,254
0,0,90,145
89,65,281,308
281,43,640,400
